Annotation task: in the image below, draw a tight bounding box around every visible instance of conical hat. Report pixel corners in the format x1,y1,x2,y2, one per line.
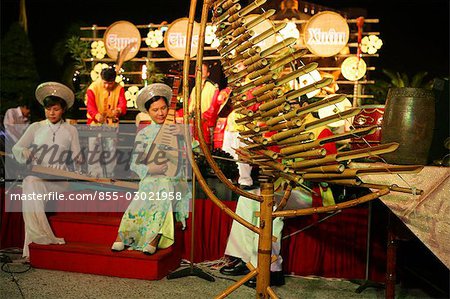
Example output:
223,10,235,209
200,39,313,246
35,82,75,108
136,83,172,113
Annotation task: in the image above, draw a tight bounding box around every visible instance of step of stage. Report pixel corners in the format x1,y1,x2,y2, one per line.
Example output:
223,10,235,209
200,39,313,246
29,240,182,280
29,213,184,280
49,213,122,246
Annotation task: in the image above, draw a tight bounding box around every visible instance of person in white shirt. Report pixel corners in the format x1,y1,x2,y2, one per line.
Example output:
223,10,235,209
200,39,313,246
12,82,81,258
3,97,31,149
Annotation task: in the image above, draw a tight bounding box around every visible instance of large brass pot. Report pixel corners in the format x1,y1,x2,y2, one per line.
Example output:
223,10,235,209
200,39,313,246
381,87,435,165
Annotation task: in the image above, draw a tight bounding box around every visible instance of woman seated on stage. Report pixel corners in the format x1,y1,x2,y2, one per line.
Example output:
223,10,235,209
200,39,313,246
111,83,189,255
12,82,81,258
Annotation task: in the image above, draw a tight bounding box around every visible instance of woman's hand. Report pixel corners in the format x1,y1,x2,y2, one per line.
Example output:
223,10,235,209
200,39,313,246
168,124,184,136
147,162,168,175
22,148,34,162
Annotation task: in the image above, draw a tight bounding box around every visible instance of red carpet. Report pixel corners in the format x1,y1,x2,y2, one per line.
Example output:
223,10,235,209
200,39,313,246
29,213,184,280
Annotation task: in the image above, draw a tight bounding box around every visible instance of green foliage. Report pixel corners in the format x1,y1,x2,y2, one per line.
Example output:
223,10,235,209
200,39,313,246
0,22,39,114
143,53,165,85
365,69,434,105
65,36,91,103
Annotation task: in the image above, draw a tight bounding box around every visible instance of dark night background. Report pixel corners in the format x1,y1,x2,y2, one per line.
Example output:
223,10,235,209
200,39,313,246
1,0,449,82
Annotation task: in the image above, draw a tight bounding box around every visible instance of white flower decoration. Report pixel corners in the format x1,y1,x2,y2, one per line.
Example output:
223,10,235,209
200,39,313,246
361,35,383,54
90,41,106,59
125,85,139,108
205,25,220,48
145,29,164,48
276,21,300,43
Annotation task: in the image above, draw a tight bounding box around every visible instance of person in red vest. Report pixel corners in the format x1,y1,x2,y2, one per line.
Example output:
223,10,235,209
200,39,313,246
85,67,127,177
188,63,219,147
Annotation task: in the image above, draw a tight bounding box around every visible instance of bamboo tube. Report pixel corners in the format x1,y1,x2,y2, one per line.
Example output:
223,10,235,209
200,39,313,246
235,23,287,53
259,103,291,119
221,30,255,54
359,183,424,195
267,117,303,131
267,286,280,299
259,149,279,160
232,9,276,38
229,46,261,65
302,108,361,131
279,125,378,156
217,18,243,38
290,143,400,169
269,49,310,71
277,132,315,145
322,178,362,186
256,182,274,296
216,269,258,299
254,72,279,87
247,65,271,80
244,122,261,132
238,129,261,137
274,183,293,212
260,37,297,58
267,91,345,126
234,108,254,117
268,125,306,142
299,163,346,173
228,59,268,83
254,88,285,104
251,63,317,97
230,0,267,23
278,172,304,185
215,3,241,24
280,139,320,155
221,0,239,11
265,108,301,127
258,95,288,111
272,189,390,218
284,148,327,160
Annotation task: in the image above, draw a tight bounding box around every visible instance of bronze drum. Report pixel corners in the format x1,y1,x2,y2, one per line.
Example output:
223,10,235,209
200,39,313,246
381,88,435,165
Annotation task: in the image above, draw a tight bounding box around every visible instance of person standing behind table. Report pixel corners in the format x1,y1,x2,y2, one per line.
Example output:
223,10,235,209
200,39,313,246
188,63,219,147
12,82,81,258
3,96,31,151
85,67,127,177
111,83,189,255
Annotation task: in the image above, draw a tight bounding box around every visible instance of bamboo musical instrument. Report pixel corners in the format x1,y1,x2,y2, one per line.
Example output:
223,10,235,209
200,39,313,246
31,165,138,189
288,143,400,169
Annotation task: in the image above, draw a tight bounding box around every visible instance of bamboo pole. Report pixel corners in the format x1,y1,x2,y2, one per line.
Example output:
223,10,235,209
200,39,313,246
272,189,390,218
184,0,262,237
256,182,274,298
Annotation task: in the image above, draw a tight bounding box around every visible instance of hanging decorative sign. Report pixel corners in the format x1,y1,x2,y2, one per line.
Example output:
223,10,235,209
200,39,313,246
164,18,200,60
104,21,141,61
341,56,367,81
303,11,349,57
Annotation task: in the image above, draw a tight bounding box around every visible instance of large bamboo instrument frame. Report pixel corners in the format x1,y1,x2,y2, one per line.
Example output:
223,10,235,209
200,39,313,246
182,1,423,298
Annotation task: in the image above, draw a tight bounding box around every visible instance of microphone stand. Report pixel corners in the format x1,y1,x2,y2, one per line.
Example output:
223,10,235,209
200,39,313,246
167,172,215,281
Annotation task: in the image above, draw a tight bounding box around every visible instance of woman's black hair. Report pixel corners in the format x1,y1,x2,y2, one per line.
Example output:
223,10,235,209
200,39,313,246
43,96,67,111
144,96,169,111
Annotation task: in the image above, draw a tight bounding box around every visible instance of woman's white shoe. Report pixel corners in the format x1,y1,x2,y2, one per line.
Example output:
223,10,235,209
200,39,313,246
142,245,156,255
111,241,125,251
